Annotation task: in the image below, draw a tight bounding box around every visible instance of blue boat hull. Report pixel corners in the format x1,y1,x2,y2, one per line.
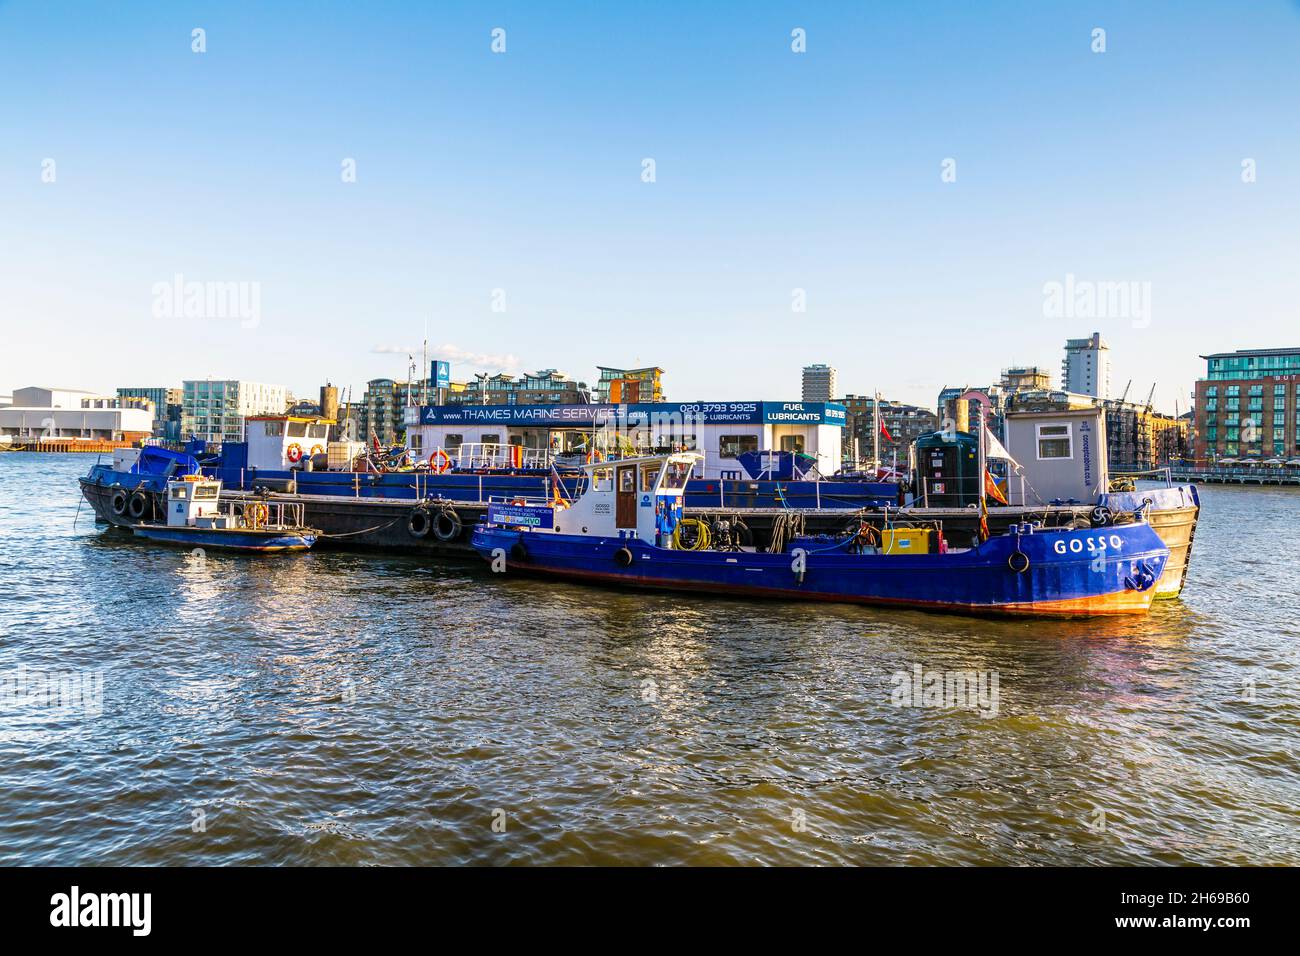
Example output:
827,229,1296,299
470,524,1170,617
130,525,316,552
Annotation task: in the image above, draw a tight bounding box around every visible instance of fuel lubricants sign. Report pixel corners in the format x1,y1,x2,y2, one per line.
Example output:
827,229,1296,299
488,503,554,529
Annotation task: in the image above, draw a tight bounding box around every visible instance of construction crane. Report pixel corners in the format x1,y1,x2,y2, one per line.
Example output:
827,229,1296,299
1118,380,1132,404
1144,382,1156,411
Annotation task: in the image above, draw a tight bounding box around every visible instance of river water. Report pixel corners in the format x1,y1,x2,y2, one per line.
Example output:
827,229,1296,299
0,453,1296,865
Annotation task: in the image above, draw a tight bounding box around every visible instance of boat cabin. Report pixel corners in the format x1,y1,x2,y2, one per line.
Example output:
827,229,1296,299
487,452,700,545
406,401,846,479
245,415,335,471
167,476,231,528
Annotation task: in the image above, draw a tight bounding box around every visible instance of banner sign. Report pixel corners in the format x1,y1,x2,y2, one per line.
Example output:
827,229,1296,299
418,401,847,427
487,503,555,529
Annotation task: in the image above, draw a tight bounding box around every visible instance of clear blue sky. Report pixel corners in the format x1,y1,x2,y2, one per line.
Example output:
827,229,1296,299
2,1,1298,413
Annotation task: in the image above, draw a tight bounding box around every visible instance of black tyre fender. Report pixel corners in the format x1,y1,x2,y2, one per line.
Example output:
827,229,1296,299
614,547,634,568
110,488,129,516
1007,550,1030,574
432,508,463,542
407,507,431,538
509,541,528,562
127,491,149,520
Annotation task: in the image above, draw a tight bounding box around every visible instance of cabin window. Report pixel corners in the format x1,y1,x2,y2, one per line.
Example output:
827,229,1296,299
618,468,636,493
309,424,329,439
662,461,691,489
480,433,500,446
640,463,658,491
779,435,806,453
171,486,188,500
719,434,759,459
444,434,463,452
409,434,423,455
193,485,219,499
1036,424,1073,459
287,422,307,438
591,467,613,492
264,421,284,437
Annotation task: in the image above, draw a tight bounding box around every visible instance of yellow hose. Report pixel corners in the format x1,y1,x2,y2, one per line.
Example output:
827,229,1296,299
672,518,711,551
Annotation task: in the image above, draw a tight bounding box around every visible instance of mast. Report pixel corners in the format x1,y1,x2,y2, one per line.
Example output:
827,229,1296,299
872,391,880,472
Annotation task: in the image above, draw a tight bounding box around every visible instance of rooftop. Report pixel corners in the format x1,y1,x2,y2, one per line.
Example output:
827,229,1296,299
1199,347,1300,360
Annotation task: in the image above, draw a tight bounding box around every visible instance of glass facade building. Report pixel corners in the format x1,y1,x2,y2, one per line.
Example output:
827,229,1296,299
1195,348,1300,461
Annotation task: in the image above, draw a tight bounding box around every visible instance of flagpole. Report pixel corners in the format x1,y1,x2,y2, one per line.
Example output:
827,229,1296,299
873,391,880,472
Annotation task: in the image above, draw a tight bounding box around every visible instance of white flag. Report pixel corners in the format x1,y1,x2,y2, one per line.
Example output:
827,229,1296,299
983,425,1020,468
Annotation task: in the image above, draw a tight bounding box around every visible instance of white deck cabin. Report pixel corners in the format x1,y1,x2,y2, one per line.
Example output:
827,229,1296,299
489,452,700,545
245,415,335,470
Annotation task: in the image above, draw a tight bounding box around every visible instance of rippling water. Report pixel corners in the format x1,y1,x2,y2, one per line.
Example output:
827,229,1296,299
0,453,1297,865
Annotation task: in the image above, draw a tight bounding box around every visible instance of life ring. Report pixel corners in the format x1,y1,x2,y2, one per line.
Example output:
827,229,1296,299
310,444,325,458
110,489,129,516
245,502,268,529
432,508,462,542
429,449,452,474
127,491,150,520
1007,550,1030,574
286,443,303,463
407,507,431,538
614,547,634,567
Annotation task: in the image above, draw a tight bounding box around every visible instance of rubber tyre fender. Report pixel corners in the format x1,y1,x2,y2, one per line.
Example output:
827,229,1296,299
432,508,463,542
1007,550,1030,574
614,547,634,568
407,507,431,539
127,491,150,520
110,489,129,517
509,541,528,562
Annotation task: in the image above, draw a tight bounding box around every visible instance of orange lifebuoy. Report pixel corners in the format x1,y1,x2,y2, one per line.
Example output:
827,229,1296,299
310,444,325,457
429,449,452,474
286,443,303,463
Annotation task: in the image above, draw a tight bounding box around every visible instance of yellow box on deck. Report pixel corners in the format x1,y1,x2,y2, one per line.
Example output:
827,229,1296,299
881,528,932,555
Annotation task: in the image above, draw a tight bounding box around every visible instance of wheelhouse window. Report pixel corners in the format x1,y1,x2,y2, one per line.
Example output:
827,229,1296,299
662,461,691,489
719,434,759,459
779,435,806,453
1036,424,1072,459
264,421,284,436
287,421,308,438
640,463,658,491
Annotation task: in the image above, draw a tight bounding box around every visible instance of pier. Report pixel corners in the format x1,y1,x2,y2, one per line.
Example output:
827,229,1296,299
1167,466,1300,485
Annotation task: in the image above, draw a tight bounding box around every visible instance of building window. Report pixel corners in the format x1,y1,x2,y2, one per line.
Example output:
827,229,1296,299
1036,424,1072,459
719,434,759,458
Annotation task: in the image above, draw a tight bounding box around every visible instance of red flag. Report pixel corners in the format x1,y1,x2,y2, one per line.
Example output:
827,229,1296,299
880,421,894,442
